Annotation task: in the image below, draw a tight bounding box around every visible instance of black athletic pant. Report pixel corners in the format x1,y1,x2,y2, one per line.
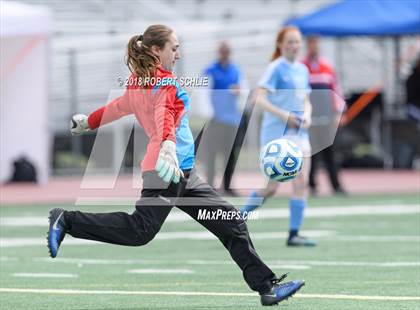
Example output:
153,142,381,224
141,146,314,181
309,144,341,192
65,170,276,294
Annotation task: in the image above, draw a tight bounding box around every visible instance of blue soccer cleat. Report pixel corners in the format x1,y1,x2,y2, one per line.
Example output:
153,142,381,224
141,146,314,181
47,208,67,258
260,274,305,306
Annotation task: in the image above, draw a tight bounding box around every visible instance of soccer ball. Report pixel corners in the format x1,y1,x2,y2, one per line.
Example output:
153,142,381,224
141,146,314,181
259,138,303,182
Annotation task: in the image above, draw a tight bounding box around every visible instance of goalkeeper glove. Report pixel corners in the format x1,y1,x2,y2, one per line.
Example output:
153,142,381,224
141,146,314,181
155,140,183,184
70,114,90,135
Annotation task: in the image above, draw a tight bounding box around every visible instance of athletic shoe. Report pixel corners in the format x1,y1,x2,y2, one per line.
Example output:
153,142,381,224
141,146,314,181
334,188,348,196
287,235,317,247
223,189,238,197
260,274,305,306
47,208,67,258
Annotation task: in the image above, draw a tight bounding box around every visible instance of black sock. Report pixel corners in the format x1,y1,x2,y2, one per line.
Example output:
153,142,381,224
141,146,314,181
288,229,298,240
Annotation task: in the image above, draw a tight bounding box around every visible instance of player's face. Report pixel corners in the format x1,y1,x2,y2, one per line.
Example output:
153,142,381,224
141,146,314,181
280,30,302,61
307,37,320,58
218,43,231,64
156,33,180,72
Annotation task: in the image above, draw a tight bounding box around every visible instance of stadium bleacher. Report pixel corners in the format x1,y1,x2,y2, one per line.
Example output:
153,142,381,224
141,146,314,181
21,0,333,132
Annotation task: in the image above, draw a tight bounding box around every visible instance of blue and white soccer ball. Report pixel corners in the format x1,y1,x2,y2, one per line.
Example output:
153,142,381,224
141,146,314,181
259,138,303,182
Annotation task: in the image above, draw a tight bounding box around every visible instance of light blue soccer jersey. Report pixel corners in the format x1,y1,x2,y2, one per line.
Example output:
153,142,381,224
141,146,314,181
258,57,311,146
174,84,195,170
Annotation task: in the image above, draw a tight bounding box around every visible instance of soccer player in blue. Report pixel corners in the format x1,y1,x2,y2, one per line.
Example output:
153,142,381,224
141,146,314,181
203,41,242,196
240,26,316,247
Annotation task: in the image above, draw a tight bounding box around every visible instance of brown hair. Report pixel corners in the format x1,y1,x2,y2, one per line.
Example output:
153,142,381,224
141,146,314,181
271,26,300,61
126,24,173,79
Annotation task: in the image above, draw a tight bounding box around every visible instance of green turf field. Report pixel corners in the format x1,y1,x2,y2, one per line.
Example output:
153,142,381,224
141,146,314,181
1,194,419,309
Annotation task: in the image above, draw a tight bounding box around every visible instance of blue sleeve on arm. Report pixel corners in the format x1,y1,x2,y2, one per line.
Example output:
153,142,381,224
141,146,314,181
258,63,278,92
203,64,214,77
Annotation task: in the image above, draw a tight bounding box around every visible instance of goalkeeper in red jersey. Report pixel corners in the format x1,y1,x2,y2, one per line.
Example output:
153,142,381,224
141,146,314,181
47,24,304,306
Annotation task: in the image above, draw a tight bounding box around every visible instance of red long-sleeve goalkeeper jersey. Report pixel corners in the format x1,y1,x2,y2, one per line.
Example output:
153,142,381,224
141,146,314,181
87,66,195,172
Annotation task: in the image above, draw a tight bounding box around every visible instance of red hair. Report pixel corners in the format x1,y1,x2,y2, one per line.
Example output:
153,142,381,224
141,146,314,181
271,26,301,61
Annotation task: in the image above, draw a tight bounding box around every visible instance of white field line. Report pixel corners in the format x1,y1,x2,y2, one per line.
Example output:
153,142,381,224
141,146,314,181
185,259,420,268
0,238,98,247
326,236,420,242
32,257,163,265
268,261,420,268
12,273,78,278
153,230,333,240
29,257,420,268
127,269,194,274
0,288,419,301
1,204,419,227
270,265,311,270
2,232,420,248
297,294,420,301
0,230,333,247
0,256,18,262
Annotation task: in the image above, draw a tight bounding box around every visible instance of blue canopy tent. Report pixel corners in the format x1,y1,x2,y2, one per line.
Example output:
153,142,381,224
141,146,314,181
284,0,420,98
285,0,420,36
285,0,420,167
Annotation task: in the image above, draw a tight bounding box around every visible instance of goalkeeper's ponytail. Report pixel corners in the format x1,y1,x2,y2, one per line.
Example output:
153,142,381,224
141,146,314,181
126,25,173,80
